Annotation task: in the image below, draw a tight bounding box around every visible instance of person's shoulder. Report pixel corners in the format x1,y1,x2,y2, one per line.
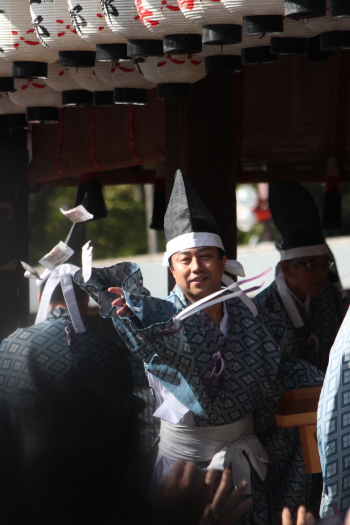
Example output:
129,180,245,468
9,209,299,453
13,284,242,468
252,281,277,306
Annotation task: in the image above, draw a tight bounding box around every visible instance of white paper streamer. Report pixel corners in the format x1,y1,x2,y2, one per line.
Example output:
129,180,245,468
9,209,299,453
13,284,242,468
21,261,42,280
39,241,74,271
60,205,93,223
82,241,93,283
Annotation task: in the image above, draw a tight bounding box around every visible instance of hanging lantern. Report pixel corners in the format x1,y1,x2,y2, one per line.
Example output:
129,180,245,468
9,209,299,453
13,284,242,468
269,14,322,54
330,0,350,17
176,0,241,47
307,34,332,61
94,60,155,105
0,59,14,93
243,15,284,36
242,45,278,65
200,45,242,72
138,54,206,99
0,92,27,130
9,78,61,124
45,61,93,107
69,67,114,106
29,0,96,68
101,0,164,57
270,36,308,53
320,30,350,49
66,0,128,61
284,0,326,19
134,0,202,54
0,0,57,79
215,0,283,42
238,33,279,64
307,0,350,41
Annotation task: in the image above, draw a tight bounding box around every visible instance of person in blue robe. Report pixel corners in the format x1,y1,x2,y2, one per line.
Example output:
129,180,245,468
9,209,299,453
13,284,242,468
253,180,345,518
75,171,324,525
317,305,350,520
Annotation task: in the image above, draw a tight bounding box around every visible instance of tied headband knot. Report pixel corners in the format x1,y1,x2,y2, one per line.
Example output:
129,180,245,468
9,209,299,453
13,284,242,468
35,264,85,334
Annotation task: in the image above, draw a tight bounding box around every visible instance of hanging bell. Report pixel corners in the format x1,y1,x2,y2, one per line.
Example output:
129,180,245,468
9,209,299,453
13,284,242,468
284,0,326,19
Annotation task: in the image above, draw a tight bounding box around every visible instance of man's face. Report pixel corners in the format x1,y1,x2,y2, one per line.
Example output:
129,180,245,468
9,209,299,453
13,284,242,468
281,254,330,300
170,246,226,303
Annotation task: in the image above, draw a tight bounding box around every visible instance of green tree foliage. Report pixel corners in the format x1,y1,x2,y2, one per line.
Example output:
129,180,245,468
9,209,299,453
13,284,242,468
28,185,152,265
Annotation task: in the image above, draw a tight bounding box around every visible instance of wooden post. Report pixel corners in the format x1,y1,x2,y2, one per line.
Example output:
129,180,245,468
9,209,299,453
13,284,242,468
0,130,29,340
165,73,237,291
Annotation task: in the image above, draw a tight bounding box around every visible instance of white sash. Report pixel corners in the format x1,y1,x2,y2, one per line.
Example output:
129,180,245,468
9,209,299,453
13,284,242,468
159,416,268,494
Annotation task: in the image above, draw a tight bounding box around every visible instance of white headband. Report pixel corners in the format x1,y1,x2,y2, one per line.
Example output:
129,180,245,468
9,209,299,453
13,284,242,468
35,264,85,333
163,232,225,266
279,244,328,261
162,232,245,278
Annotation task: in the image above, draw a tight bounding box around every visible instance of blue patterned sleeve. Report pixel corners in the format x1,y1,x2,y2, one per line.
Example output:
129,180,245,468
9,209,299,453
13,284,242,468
74,263,180,361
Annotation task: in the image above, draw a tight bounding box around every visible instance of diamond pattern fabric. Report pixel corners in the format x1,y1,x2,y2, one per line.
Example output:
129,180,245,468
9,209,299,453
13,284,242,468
76,263,325,525
0,307,145,435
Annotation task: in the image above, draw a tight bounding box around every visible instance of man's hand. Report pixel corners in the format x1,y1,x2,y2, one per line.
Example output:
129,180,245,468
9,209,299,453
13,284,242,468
108,287,133,317
282,506,315,525
156,460,213,525
200,470,252,525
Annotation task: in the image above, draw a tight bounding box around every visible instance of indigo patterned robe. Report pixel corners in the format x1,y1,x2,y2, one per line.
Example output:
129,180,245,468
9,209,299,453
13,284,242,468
253,281,343,373
75,263,324,525
318,305,350,520
0,307,144,434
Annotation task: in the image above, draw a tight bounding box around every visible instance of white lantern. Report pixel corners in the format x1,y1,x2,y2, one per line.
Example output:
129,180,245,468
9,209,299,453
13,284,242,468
0,92,27,129
0,0,57,79
329,0,350,16
240,34,279,64
0,58,14,92
45,60,93,106
29,0,96,68
177,0,242,46
199,44,242,72
134,0,202,54
270,14,326,54
94,60,155,104
66,0,128,61
308,0,350,51
101,0,164,57
138,53,206,98
217,1,284,38
284,0,326,19
69,67,114,105
9,78,61,124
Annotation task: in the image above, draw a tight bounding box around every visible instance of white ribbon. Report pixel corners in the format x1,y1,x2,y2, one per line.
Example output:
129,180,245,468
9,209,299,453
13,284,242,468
35,264,85,333
275,266,304,328
174,269,271,321
159,416,268,494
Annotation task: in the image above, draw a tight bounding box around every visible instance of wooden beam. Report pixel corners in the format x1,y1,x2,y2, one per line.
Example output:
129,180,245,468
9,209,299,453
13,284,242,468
41,169,156,187
237,170,350,183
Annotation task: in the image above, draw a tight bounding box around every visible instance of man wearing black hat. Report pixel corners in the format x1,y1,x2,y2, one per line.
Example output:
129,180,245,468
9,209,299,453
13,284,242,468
254,181,344,374
75,171,324,525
